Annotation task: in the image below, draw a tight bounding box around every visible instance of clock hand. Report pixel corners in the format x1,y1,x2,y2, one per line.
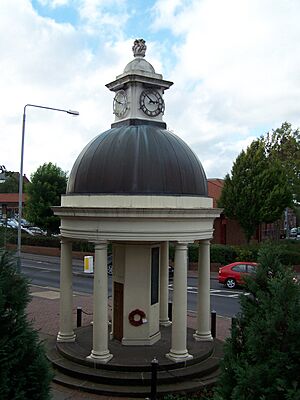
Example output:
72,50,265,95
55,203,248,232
145,93,156,104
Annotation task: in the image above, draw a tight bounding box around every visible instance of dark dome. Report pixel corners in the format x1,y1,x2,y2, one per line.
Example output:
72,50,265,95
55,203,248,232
67,124,207,196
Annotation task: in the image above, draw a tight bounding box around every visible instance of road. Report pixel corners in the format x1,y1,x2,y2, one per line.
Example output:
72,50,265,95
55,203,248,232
21,253,243,318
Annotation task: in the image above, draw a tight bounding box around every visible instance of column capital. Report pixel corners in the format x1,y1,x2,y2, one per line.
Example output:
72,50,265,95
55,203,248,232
94,241,108,250
175,241,190,251
60,237,71,245
199,239,211,247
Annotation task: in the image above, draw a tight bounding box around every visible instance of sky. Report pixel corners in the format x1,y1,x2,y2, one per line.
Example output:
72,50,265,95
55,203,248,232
1,0,300,180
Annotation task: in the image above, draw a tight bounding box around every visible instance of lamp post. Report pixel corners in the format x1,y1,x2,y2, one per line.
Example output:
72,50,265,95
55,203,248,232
17,104,79,271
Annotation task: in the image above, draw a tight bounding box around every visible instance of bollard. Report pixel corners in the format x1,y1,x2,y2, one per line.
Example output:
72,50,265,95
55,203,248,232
232,316,237,329
150,357,158,400
211,310,217,338
77,307,82,327
168,302,172,321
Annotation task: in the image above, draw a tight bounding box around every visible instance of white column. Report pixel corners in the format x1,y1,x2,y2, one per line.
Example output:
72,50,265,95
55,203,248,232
57,238,75,342
166,242,192,362
88,241,113,363
194,240,213,341
160,241,171,326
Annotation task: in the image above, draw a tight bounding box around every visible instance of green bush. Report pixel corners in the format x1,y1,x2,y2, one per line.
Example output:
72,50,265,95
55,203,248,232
3,229,95,253
210,244,237,264
214,243,300,400
234,245,259,262
0,250,53,399
188,244,199,262
164,387,213,399
278,249,300,266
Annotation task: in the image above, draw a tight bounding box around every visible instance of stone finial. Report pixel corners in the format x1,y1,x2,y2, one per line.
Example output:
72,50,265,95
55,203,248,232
132,39,146,58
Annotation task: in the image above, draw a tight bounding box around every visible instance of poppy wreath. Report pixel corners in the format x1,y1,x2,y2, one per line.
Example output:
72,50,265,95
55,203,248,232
128,309,146,327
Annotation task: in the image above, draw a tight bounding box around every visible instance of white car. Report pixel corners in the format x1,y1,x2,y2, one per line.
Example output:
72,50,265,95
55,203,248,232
28,226,46,236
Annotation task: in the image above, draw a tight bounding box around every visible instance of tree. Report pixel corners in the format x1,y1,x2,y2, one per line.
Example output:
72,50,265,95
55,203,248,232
0,172,19,193
214,244,300,400
0,250,52,399
218,139,293,242
25,162,67,235
263,122,300,204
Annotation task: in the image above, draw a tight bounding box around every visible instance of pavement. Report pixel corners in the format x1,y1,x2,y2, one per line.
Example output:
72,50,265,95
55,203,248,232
27,270,231,400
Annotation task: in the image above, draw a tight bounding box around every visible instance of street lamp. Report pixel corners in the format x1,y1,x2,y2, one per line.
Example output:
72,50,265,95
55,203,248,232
17,104,79,271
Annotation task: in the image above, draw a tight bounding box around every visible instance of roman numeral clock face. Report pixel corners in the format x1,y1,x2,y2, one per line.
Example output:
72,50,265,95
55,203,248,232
139,89,165,117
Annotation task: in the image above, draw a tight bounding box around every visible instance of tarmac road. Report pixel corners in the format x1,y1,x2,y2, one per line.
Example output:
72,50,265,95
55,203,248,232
21,253,242,317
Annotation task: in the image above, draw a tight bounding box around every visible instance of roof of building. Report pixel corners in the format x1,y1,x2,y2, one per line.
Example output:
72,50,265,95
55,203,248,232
67,122,208,197
0,193,26,204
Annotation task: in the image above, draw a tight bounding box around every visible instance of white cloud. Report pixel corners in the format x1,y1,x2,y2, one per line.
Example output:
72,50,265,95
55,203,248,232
0,0,130,177
152,0,300,176
36,0,70,7
77,0,129,37
1,0,299,180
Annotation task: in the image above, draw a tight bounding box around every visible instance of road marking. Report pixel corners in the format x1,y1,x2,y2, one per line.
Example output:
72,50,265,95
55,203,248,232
168,284,243,298
29,284,91,297
22,264,60,272
31,290,60,300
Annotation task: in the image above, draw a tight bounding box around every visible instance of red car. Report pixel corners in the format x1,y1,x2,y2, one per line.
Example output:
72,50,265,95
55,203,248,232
218,262,258,289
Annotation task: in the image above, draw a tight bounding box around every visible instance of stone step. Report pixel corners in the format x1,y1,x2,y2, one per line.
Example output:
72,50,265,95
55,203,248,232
52,367,220,398
54,326,218,372
48,343,222,386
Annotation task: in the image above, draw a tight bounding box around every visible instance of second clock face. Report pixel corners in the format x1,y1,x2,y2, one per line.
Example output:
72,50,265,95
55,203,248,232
113,90,128,117
140,89,165,117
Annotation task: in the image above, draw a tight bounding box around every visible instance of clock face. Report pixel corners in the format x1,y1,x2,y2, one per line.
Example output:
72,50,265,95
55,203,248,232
113,90,128,117
139,89,165,117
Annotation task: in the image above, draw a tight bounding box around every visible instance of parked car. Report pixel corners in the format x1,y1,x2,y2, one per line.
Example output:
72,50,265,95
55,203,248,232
7,218,19,228
4,220,34,236
20,226,35,236
27,226,46,236
290,227,298,238
218,261,258,289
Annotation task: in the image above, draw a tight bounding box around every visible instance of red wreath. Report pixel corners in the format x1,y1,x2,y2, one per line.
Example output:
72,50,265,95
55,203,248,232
128,309,146,327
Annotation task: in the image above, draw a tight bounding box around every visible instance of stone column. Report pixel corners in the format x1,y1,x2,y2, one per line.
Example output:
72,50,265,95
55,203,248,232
57,238,75,342
194,239,213,341
166,242,192,362
160,241,171,326
88,241,113,363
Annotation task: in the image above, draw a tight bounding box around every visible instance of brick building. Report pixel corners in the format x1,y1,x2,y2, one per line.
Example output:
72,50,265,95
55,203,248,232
208,178,296,244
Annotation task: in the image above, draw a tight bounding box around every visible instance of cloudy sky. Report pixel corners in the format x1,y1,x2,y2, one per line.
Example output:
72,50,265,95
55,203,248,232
1,0,300,180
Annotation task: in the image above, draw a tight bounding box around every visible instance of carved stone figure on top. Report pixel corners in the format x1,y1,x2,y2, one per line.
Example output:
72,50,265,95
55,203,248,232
132,39,146,58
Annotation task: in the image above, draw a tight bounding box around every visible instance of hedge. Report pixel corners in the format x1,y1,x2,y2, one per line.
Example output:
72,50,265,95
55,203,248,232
2,227,299,266
0,228,94,253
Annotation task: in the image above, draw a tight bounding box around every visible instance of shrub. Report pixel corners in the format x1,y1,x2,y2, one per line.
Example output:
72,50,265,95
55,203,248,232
188,244,199,262
234,245,259,262
0,249,53,399
210,244,237,264
278,249,300,266
213,243,300,400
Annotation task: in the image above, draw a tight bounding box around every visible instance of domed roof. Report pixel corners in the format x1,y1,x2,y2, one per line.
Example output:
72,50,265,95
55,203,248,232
123,57,155,74
67,124,207,196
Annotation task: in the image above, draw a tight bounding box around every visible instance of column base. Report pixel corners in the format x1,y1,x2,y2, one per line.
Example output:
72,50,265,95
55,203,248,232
122,331,161,346
193,331,213,341
166,350,193,363
87,350,113,364
56,331,76,342
160,319,172,327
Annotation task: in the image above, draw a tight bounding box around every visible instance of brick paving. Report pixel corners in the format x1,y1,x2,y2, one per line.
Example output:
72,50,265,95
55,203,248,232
27,283,231,400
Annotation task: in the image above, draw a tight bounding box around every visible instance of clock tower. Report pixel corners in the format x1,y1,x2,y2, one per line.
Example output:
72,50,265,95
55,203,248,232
106,39,173,127
55,36,220,378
